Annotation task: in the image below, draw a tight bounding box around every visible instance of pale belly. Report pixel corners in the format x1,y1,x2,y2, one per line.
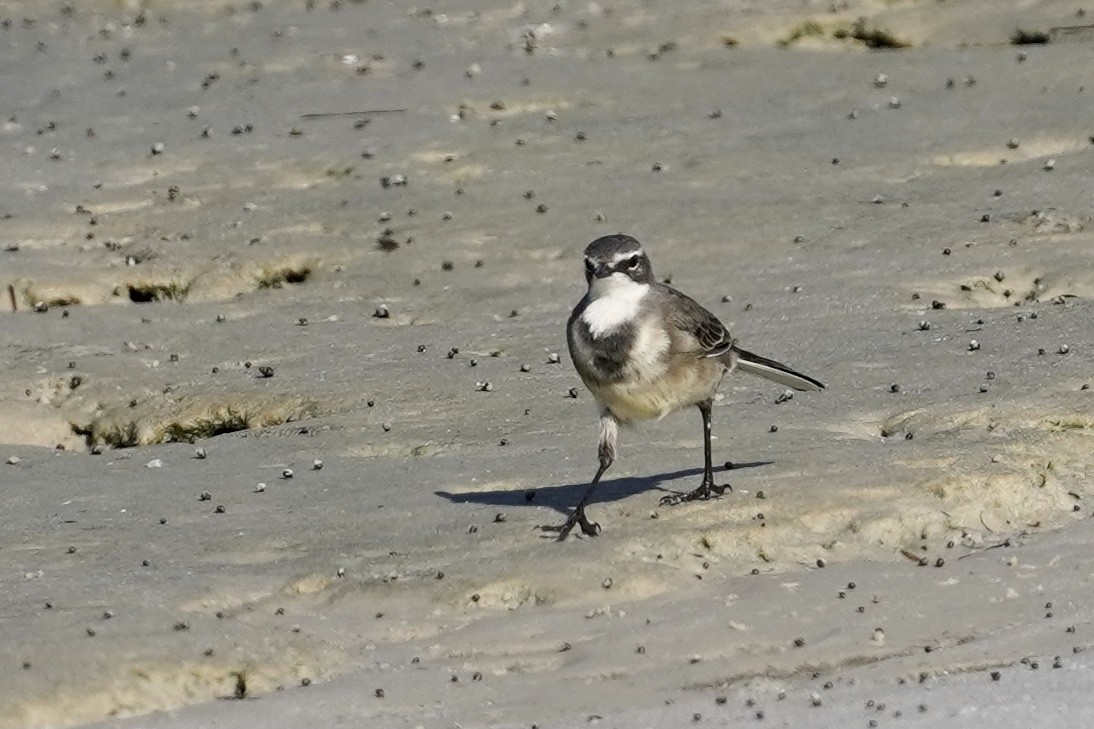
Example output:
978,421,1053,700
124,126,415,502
587,356,727,424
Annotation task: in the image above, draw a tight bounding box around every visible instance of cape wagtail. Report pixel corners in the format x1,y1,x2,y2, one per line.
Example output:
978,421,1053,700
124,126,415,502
545,234,824,540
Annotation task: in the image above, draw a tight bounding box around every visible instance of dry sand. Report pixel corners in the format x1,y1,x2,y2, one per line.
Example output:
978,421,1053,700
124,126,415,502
2,0,1094,726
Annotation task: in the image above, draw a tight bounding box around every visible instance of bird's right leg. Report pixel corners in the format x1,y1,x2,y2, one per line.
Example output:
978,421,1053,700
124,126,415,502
660,399,729,506
542,412,617,541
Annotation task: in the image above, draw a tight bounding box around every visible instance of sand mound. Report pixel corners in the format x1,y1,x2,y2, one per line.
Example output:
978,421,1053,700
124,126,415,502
74,393,320,449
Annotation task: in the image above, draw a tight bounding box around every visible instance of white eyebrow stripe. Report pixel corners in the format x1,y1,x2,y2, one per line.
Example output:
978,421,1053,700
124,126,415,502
610,250,643,264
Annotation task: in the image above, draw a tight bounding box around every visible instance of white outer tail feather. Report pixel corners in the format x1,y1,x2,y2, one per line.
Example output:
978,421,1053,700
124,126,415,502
734,352,825,392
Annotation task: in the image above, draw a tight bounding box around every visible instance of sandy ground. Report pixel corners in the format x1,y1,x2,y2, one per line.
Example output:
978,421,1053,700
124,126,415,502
2,0,1094,726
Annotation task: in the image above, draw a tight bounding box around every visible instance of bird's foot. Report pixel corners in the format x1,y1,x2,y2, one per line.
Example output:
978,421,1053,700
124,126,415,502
658,480,730,507
538,507,601,541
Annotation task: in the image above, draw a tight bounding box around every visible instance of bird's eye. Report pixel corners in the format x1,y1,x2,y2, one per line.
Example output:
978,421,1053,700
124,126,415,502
584,259,595,272
626,255,641,269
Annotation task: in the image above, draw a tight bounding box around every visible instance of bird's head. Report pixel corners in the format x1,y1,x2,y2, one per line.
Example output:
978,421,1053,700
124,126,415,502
582,234,653,290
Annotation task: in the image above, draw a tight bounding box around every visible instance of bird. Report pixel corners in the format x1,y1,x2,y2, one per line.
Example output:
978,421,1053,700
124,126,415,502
545,233,825,540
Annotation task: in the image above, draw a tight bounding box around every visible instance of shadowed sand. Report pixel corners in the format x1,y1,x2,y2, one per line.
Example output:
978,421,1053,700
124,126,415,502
2,0,1094,727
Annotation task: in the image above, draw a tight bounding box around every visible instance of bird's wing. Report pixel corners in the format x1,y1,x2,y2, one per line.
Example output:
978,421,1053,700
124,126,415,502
657,284,734,358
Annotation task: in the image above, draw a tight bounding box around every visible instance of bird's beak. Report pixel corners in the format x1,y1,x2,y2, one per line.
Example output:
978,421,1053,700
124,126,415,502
593,263,612,278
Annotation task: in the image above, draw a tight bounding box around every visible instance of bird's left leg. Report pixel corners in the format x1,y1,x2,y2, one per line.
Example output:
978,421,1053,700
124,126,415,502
660,399,729,506
540,411,618,540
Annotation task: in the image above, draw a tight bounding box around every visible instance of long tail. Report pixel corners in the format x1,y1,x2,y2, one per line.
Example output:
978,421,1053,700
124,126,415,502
731,346,825,392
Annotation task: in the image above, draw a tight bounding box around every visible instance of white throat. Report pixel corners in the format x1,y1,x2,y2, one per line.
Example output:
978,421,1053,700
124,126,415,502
581,273,649,338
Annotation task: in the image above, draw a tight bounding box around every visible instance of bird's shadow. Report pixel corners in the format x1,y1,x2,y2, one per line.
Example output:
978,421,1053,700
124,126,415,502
434,462,773,516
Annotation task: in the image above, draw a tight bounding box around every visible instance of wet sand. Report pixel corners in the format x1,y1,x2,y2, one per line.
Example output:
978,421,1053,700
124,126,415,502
2,0,1094,726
